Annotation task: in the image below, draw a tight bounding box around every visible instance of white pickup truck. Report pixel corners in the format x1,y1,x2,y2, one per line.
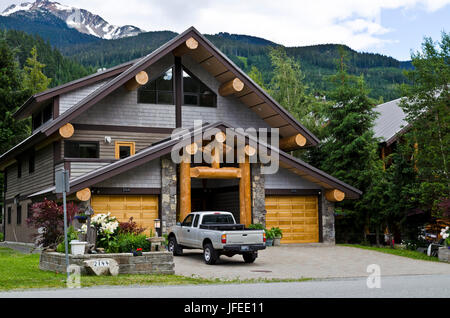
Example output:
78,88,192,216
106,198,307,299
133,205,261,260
168,211,266,265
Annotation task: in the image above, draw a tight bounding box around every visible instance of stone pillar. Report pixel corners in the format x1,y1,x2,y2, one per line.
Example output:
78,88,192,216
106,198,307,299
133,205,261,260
321,194,336,244
251,163,266,227
161,156,177,234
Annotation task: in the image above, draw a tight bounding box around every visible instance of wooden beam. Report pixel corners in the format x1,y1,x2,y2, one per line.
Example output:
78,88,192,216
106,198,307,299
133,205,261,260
239,156,251,227
35,133,61,151
190,167,241,179
173,37,199,57
185,143,198,155
219,78,244,96
59,123,74,139
76,188,91,201
244,145,256,157
211,147,220,169
215,131,226,143
124,71,149,91
179,159,191,222
279,133,307,150
325,189,345,202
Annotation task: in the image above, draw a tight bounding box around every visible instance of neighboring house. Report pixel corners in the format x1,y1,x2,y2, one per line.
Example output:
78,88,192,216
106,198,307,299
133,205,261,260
0,27,361,245
373,98,409,165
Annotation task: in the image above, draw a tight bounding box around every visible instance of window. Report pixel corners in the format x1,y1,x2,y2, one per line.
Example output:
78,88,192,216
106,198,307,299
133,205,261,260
17,160,22,178
202,214,235,225
182,214,194,227
29,152,35,174
65,141,99,158
17,205,22,225
115,141,135,159
193,214,200,228
138,68,174,104
183,69,216,107
7,207,11,225
32,104,52,130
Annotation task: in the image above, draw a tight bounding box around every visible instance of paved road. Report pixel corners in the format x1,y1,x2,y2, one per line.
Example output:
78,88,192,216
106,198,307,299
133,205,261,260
1,274,450,298
174,245,450,280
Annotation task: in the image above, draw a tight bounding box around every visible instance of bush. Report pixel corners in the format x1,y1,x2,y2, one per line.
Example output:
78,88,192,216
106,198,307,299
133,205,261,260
248,223,264,230
0,232,3,241
107,233,150,253
118,217,146,235
27,198,79,248
265,228,275,239
56,226,79,253
271,227,282,238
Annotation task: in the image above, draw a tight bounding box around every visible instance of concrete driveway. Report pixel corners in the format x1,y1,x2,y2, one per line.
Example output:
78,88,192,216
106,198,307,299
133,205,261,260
173,245,450,280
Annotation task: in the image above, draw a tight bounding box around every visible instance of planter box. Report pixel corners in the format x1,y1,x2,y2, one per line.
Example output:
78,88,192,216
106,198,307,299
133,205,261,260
39,251,175,275
438,247,450,263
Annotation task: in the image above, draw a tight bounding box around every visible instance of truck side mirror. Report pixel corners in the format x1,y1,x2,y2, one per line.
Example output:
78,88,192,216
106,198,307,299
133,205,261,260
176,222,181,226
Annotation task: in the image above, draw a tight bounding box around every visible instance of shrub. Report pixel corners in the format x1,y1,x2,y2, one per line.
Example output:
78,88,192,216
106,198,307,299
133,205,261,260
83,213,119,251
265,228,275,239
118,217,146,235
107,233,150,253
0,232,3,241
271,227,282,238
249,223,264,230
56,226,79,253
26,198,78,248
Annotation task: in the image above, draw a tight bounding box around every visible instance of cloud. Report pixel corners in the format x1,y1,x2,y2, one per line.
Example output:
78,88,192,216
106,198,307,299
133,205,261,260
1,0,449,52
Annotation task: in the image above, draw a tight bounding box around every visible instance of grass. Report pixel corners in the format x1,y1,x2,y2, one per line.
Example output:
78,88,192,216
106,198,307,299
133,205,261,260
0,247,310,291
339,244,441,262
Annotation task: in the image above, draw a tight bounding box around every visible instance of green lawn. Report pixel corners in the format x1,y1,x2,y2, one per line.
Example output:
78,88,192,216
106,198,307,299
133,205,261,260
0,247,310,291
339,244,440,262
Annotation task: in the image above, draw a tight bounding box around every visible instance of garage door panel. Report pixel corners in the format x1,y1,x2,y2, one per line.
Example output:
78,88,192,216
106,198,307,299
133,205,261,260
92,195,158,236
265,195,319,244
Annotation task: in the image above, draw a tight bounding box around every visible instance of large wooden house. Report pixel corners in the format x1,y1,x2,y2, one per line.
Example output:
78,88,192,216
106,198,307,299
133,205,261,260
0,27,361,245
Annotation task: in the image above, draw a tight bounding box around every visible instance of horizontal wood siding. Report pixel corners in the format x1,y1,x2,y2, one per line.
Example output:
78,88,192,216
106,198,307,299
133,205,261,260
63,130,169,160
69,162,111,180
265,167,322,190
59,80,109,114
6,144,54,200
94,159,161,188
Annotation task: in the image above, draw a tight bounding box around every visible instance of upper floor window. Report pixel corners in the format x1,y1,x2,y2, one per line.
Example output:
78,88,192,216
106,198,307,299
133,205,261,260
115,141,135,159
183,69,216,107
32,104,53,130
65,141,99,159
138,68,174,105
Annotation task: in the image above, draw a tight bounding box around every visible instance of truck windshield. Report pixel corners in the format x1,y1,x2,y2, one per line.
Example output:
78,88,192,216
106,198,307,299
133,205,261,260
202,214,235,225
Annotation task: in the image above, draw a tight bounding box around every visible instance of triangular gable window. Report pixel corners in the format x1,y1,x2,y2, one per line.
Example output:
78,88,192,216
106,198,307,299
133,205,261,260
138,68,174,105
183,68,216,107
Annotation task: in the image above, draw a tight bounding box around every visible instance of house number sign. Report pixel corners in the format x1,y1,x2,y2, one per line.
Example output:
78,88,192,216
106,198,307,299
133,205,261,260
93,260,110,267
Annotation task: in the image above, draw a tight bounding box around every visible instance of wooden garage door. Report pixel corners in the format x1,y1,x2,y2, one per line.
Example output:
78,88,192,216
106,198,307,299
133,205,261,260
91,195,158,236
265,196,319,243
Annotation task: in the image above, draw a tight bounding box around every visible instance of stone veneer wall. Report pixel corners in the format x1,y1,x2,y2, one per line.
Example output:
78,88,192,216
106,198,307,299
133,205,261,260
251,163,266,227
161,156,177,234
321,195,336,244
39,251,175,275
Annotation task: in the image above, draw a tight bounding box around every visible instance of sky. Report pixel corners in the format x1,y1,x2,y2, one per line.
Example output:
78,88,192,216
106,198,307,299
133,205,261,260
1,0,449,61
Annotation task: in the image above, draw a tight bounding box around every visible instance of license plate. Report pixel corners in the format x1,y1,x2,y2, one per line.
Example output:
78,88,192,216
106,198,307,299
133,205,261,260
241,246,249,251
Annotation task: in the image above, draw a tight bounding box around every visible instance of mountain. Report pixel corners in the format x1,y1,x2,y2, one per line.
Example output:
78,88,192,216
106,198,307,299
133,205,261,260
1,0,144,39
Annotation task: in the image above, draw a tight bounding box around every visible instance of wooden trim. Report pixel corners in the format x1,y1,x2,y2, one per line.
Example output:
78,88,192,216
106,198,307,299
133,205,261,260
318,194,323,243
90,187,161,195
72,124,174,134
175,56,182,128
114,141,136,159
265,189,322,196
53,96,59,119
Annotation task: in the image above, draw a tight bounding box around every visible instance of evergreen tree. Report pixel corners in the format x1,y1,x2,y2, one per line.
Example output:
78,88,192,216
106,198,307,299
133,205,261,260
248,65,266,89
23,46,51,94
400,32,450,217
319,56,385,242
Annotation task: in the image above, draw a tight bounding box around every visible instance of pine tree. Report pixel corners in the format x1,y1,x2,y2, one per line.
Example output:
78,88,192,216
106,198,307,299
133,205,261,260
23,46,51,94
400,32,450,217
319,55,385,242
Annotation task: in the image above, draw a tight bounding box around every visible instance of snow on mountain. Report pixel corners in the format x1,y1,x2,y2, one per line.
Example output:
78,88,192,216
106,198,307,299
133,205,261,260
1,0,145,39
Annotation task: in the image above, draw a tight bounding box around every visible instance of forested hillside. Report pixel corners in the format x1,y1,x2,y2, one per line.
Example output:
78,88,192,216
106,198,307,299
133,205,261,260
1,29,93,87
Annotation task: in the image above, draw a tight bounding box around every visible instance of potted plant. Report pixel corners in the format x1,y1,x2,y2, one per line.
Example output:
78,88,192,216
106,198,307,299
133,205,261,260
74,212,88,224
265,228,275,246
272,227,283,246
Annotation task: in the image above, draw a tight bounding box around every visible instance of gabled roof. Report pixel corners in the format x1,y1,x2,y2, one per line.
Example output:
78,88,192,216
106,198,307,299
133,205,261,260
13,59,136,120
30,122,361,199
39,26,319,145
374,98,409,146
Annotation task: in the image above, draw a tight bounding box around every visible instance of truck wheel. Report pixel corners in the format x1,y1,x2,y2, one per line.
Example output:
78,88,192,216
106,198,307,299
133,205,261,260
243,252,257,263
168,236,183,256
203,243,218,265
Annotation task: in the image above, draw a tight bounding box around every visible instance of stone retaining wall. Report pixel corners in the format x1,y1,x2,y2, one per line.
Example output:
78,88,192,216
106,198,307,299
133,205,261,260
439,247,450,263
39,251,175,275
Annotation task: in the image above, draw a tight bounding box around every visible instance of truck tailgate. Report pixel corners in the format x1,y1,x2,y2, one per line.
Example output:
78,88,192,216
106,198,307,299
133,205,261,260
225,231,263,244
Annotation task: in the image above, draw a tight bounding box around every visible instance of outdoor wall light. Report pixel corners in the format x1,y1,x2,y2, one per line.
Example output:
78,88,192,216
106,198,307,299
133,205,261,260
154,219,161,237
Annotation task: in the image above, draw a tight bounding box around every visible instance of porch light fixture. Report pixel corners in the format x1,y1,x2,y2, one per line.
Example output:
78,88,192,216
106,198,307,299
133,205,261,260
154,219,161,237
